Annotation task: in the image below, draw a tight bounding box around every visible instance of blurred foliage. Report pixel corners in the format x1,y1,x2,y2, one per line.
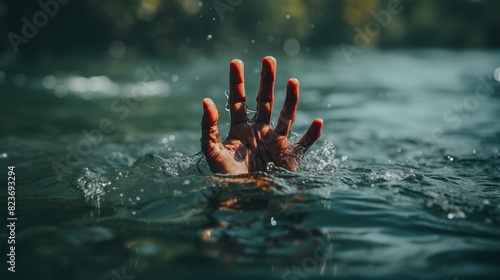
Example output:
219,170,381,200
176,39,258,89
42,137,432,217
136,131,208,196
0,0,499,59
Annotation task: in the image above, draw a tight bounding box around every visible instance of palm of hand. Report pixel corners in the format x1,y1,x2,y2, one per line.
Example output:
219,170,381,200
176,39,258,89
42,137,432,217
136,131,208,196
201,56,323,174
210,123,292,174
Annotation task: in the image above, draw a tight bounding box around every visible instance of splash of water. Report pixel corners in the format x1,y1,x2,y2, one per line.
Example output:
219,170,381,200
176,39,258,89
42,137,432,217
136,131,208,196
73,167,111,209
224,90,256,114
299,140,338,173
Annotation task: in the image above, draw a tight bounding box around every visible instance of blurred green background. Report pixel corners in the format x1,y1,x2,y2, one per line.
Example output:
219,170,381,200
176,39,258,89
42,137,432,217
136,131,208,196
1,0,499,61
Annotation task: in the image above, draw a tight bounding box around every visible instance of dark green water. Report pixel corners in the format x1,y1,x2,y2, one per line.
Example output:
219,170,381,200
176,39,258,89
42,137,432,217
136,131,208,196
1,50,500,279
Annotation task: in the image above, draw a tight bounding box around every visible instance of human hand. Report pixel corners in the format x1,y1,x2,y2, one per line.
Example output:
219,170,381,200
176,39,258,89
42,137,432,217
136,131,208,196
201,56,323,174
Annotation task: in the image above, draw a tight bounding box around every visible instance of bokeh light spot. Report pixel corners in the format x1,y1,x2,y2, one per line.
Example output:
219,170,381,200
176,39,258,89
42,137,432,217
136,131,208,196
109,40,126,58
283,38,300,56
494,67,500,82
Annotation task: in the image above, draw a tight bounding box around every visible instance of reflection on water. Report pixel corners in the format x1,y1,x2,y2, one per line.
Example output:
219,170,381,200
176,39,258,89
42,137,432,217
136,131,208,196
1,49,500,279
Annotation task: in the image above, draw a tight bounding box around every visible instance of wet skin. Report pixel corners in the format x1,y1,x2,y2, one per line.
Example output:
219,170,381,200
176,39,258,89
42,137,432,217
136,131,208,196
201,56,323,174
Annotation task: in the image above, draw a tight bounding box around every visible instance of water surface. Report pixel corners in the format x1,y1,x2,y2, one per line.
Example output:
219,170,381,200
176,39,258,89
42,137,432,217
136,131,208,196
1,49,500,279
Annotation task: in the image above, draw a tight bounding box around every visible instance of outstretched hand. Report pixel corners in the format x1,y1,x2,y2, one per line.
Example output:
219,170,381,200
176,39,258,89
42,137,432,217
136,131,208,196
201,56,323,174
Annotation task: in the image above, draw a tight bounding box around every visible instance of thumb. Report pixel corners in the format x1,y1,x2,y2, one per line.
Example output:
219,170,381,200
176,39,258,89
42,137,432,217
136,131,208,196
294,118,323,156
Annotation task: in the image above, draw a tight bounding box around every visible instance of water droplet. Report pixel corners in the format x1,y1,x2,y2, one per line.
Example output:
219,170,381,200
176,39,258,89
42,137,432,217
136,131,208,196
447,213,455,219
266,162,277,172
396,147,402,153
311,24,315,28
119,193,124,197
183,180,190,185
245,105,255,114
327,104,331,108
169,135,175,141
285,14,290,19
341,155,347,162
472,149,476,154
198,2,203,6
171,75,179,82
225,90,231,111
195,75,200,81
136,196,140,201
132,211,136,215
251,39,255,44
270,217,277,226
1,153,7,158
206,34,213,41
